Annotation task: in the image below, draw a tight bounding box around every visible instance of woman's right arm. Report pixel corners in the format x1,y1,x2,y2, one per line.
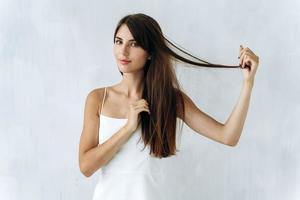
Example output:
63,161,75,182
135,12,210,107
78,89,134,177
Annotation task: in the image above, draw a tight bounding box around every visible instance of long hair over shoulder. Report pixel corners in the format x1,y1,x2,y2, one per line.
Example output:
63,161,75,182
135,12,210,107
113,13,241,158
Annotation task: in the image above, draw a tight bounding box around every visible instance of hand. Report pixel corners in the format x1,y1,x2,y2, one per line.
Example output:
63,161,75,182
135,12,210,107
125,99,150,133
238,45,260,83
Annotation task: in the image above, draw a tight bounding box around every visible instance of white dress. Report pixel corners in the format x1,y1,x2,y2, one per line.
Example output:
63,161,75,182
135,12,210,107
92,87,183,200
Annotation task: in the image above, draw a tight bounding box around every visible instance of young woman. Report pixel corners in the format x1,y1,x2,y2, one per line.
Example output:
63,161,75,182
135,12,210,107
79,13,259,199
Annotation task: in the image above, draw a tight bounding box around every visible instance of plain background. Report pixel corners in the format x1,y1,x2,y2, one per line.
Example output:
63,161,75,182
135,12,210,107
1,0,299,199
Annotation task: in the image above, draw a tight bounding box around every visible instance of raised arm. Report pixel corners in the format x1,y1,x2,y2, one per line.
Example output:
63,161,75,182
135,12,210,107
180,91,229,145
180,81,254,146
180,45,259,146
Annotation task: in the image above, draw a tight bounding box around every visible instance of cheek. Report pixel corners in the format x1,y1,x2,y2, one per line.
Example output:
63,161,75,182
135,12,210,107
113,46,118,56
113,45,123,55
135,56,147,65
135,50,148,60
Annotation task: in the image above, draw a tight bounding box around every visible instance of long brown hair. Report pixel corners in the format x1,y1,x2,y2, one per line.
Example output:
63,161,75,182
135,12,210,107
113,13,241,158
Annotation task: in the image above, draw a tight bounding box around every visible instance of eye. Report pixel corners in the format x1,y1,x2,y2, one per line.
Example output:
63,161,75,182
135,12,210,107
114,40,122,45
131,42,139,47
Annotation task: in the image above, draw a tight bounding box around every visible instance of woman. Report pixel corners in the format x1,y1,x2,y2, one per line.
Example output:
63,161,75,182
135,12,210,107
79,13,259,199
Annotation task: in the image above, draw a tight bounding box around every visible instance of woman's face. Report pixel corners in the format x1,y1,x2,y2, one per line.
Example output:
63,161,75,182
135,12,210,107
113,24,150,74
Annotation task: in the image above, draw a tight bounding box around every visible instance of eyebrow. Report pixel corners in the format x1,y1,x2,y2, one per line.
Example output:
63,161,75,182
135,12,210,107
114,36,136,42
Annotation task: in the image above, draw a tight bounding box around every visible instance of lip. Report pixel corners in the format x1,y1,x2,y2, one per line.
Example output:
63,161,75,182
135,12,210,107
119,59,131,64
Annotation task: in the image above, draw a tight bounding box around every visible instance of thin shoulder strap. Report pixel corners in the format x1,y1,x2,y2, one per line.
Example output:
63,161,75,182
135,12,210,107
100,87,107,115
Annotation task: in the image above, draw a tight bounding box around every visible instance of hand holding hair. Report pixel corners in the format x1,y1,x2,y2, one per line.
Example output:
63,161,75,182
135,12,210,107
125,99,150,133
238,45,260,83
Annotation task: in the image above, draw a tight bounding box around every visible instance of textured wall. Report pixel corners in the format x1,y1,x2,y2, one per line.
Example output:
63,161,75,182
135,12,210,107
0,0,299,199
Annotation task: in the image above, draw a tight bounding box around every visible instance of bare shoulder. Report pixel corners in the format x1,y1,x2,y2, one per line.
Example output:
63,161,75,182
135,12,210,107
174,88,189,120
85,87,106,116
175,87,209,122
87,87,104,98
174,87,205,122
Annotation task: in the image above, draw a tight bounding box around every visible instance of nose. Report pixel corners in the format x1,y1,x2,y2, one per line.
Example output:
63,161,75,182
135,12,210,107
120,44,129,57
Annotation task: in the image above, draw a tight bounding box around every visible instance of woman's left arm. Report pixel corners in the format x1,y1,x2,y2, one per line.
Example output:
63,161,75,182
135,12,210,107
223,45,260,146
181,45,259,146
223,80,254,146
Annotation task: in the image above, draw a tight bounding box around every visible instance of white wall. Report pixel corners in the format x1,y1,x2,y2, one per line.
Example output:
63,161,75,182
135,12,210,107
0,0,299,199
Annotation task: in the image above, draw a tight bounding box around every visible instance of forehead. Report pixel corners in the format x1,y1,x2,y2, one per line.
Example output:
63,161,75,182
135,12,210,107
115,24,135,40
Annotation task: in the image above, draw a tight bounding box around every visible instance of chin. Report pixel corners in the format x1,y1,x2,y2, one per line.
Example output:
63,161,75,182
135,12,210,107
119,67,144,74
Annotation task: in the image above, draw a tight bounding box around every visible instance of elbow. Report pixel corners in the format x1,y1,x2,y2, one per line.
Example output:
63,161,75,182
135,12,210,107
226,140,238,147
222,128,239,147
223,137,239,147
79,162,94,177
81,170,92,178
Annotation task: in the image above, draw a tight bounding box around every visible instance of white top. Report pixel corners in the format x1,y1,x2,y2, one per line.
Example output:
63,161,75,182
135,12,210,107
92,87,183,200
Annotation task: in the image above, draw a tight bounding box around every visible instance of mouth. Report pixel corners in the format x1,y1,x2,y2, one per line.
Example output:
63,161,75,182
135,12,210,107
119,59,131,65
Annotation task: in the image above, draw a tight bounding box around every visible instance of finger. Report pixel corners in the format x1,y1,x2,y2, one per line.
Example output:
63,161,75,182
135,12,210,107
238,45,243,58
243,52,256,65
239,45,247,58
239,51,245,65
135,103,149,108
240,51,248,66
246,47,257,58
242,50,256,63
135,107,150,114
132,100,146,108
242,47,256,59
137,99,149,105
241,54,248,68
142,101,149,107
136,101,148,108
255,55,259,64
243,55,251,69
244,48,255,58
143,99,149,105
134,104,150,111
240,44,244,53
246,48,254,55
242,55,246,68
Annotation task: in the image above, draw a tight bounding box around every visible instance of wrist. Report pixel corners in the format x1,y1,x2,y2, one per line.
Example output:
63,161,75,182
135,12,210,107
123,124,133,134
243,79,254,88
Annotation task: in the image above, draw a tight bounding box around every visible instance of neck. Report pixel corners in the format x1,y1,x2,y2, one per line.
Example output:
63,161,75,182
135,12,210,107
118,71,144,99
